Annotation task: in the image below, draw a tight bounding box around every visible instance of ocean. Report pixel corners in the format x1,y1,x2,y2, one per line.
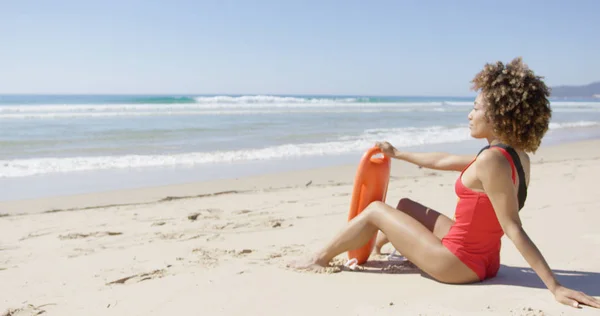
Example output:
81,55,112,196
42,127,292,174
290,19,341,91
2,94,600,201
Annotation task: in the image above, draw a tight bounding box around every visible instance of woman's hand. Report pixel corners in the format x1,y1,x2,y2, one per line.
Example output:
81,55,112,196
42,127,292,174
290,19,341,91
375,141,398,158
554,285,600,309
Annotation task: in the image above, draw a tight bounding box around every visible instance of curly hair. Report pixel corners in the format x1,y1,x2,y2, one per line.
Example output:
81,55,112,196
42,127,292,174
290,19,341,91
471,57,552,153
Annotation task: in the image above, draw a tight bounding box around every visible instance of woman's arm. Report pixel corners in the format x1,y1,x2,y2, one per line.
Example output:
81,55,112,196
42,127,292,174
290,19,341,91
375,142,474,172
476,150,600,309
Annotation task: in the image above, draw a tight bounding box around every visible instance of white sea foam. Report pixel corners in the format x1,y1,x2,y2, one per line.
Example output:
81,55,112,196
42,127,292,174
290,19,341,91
1,121,598,178
0,102,447,113
548,121,600,129
0,125,469,177
1,101,599,119
0,107,462,119
193,95,362,103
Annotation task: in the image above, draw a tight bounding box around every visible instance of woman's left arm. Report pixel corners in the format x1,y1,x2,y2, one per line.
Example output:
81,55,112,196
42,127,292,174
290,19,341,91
476,150,600,309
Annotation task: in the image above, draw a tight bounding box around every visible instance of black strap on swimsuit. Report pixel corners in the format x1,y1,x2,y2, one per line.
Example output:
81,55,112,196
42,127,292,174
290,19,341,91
477,144,528,210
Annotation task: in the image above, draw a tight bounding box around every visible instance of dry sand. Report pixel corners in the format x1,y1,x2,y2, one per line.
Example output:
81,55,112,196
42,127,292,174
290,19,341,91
1,139,600,315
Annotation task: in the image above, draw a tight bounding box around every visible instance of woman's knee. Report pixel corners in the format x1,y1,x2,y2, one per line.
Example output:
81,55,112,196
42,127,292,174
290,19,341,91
363,201,388,219
365,201,386,212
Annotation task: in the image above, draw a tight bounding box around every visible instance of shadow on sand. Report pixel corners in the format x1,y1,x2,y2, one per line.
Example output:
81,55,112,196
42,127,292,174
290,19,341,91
481,264,600,296
349,260,600,296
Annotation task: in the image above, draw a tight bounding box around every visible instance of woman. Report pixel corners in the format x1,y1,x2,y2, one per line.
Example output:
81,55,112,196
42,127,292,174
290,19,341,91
290,58,600,309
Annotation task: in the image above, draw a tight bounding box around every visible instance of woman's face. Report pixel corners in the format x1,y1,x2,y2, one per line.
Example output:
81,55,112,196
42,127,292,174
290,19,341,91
468,94,493,139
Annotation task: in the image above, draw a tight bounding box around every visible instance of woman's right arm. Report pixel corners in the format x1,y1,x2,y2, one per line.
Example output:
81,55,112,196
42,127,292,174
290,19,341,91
375,142,474,172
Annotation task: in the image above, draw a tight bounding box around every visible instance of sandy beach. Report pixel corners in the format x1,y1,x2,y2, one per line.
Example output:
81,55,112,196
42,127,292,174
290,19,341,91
1,139,600,316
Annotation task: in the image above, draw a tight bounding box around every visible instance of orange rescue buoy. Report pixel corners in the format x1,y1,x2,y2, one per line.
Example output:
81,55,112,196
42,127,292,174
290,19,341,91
347,146,391,265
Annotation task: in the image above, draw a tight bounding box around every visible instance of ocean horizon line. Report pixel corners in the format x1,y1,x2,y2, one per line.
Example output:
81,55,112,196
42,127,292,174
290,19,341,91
0,93,478,98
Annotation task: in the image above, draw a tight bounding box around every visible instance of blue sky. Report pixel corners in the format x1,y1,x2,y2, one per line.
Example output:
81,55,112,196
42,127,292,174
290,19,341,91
1,0,598,96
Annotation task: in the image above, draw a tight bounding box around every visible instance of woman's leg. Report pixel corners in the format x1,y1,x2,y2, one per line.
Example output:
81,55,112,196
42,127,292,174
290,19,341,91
291,201,479,284
375,198,454,254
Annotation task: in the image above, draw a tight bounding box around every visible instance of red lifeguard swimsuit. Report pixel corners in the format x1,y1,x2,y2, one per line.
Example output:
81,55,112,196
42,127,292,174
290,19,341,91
441,144,527,281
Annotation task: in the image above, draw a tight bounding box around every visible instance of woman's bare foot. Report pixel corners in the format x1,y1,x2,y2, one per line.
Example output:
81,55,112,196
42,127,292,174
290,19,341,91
287,255,328,270
286,255,343,273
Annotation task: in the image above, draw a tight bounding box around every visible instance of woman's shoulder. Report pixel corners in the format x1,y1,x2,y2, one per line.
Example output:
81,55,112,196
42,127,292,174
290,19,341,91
475,146,531,185
475,148,513,170
476,145,530,168
470,151,517,197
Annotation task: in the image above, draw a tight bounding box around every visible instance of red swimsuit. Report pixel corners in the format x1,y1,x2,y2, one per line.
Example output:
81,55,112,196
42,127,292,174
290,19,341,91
441,146,524,281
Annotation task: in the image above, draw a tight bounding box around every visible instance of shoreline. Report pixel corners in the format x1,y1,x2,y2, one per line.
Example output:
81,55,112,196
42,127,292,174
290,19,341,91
2,123,600,203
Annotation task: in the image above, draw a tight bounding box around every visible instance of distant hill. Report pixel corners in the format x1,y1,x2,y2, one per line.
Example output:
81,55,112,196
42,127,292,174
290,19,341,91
550,81,600,98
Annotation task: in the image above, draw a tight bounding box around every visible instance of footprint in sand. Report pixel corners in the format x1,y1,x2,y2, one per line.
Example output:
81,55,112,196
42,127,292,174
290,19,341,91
233,209,252,215
267,219,284,228
191,248,227,267
68,247,96,258
58,231,122,240
243,218,288,230
234,249,253,257
106,269,166,285
155,232,203,241
266,244,304,262
212,219,282,231
205,233,223,242
189,248,258,268
2,303,55,316
187,209,223,221
212,221,237,230
232,209,271,219
19,231,55,241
